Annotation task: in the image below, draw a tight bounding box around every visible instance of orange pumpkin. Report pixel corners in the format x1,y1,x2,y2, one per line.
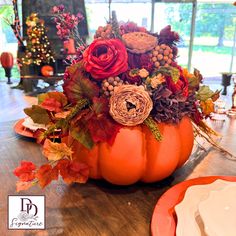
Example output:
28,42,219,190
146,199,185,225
66,116,194,185
41,65,54,77
0,52,14,68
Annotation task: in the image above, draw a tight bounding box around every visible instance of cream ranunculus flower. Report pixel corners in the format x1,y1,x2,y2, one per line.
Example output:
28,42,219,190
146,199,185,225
109,85,153,126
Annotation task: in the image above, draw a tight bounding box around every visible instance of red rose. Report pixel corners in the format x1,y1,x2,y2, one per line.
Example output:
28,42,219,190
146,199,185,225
83,39,128,80
13,161,36,182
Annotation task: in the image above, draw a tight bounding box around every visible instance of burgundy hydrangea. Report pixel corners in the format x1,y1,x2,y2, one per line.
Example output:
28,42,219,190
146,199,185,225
158,25,180,46
127,52,153,72
121,71,142,85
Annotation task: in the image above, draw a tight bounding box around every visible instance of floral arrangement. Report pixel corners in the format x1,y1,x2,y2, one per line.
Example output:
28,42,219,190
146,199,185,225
52,5,85,49
14,10,223,192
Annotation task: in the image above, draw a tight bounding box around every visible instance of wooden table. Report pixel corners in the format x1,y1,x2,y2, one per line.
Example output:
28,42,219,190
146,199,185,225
0,117,236,236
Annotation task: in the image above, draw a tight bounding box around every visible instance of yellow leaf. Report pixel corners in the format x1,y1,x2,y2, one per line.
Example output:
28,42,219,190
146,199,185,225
42,139,73,161
200,99,214,116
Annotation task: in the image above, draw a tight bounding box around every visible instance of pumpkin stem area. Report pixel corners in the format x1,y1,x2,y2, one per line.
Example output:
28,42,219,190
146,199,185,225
144,116,162,141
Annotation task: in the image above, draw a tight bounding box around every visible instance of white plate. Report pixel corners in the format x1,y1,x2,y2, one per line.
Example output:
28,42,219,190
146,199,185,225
175,179,236,236
22,117,47,131
199,184,236,236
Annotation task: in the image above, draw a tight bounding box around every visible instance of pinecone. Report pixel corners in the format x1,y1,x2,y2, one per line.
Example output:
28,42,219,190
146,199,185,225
102,76,124,96
150,44,174,69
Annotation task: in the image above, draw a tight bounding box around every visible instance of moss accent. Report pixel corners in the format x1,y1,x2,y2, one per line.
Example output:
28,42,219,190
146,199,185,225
144,116,162,141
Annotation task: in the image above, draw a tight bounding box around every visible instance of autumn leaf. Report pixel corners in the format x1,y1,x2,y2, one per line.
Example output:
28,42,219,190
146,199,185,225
35,164,59,188
38,91,67,106
16,181,33,192
194,68,203,83
42,139,73,161
87,114,121,145
70,125,94,150
211,90,221,102
156,66,180,83
63,62,99,104
55,111,71,119
196,85,215,101
170,67,180,84
33,129,47,144
13,161,36,182
24,105,50,125
40,97,62,113
85,97,121,145
200,99,215,116
70,109,90,126
92,97,109,114
182,68,200,90
187,76,200,90
57,159,89,184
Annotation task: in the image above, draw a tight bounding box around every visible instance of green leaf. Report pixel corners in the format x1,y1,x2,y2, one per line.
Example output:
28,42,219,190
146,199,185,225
70,126,94,150
24,105,50,124
63,63,99,104
169,67,180,84
196,85,215,101
92,97,109,114
38,93,49,104
155,66,180,84
187,75,200,89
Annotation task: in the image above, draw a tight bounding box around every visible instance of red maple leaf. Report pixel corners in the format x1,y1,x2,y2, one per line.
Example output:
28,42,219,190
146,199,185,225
35,164,59,188
40,97,62,113
38,91,68,107
87,115,121,145
13,161,36,182
86,97,121,145
57,159,89,184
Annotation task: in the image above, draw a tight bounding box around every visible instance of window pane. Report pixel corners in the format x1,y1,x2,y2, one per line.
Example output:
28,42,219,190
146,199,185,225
155,2,193,68
192,3,236,76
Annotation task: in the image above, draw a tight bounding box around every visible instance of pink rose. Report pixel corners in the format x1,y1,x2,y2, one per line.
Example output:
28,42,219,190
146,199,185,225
83,39,128,80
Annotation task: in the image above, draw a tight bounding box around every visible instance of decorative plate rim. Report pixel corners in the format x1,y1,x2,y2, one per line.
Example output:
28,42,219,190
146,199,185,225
151,175,236,236
14,118,35,138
